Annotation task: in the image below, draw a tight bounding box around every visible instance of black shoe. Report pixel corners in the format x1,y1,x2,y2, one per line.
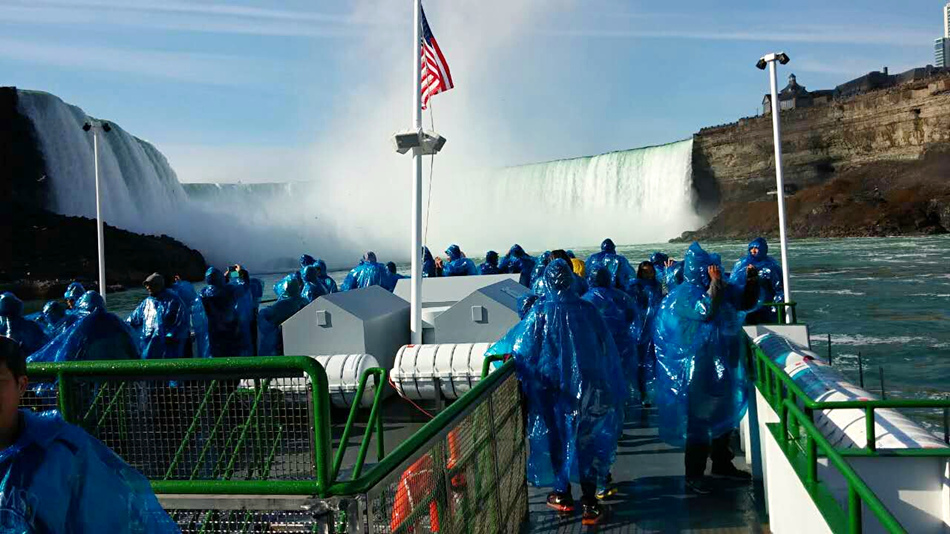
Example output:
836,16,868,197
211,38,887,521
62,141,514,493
711,462,752,481
685,476,712,495
546,491,575,513
581,500,604,526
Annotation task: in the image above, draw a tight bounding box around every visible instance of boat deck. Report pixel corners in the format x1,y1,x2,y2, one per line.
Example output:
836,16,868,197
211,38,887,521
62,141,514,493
523,406,770,534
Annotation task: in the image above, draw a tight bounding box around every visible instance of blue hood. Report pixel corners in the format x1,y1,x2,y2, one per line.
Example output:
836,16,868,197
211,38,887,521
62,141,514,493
601,238,616,254
0,292,22,317
300,254,317,268
508,244,525,258
43,301,67,324
422,247,434,262
748,237,769,260
205,267,226,288
650,252,669,266
64,282,85,302
446,244,463,261
315,259,328,276
588,267,612,289
75,291,105,314
301,265,319,284
545,259,577,299
683,242,720,287
486,250,499,265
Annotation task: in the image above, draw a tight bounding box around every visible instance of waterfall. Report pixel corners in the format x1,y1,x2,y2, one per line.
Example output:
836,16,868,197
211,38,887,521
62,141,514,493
426,140,703,252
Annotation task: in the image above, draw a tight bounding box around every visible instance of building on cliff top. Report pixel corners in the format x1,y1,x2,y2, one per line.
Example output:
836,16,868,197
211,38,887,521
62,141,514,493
762,73,833,115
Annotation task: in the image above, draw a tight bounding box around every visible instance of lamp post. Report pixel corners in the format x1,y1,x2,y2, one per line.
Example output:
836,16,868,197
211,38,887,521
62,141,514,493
82,120,111,304
756,52,793,322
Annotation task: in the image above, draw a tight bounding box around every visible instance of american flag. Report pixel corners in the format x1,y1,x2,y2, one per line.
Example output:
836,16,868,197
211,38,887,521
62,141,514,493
420,5,454,110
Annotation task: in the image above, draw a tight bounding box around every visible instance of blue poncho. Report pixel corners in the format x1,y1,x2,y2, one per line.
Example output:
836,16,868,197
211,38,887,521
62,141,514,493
127,289,189,360
170,280,207,358
582,269,639,396
478,251,501,275
227,274,259,357
301,265,329,303
584,239,635,289
199,268,242,358
442,245,477,277
28,291,140,365
653,242,748,446
30,301,75,340
63,282,85,309
729,237,785,323
258,276,308,356
626,277,664,392
315,260,339,294
421,247,437,278
487,259,625,492
0,410,179,533
499,245,536,287
341,257,391,291
0,293,49,354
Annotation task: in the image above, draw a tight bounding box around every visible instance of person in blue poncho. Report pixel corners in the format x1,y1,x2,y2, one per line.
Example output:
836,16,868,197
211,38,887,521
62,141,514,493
126,274,189,361
421,247,437,278
486,259,625,525
528,251,552,287
650,252,669,281
653,242,759,494
225,265,260,356
301,265,329,303
626,261,665,405
478,251,501,275
0,337,180,533
384,262,408,292
314,259,339,294
341,252,391,291
531,250,587,298
199,267,242,358
28,291,140,369
585,238,635,289
442,245,477,276
0,293,48,354
299,253,317,272
729,237,785,324
583,267,639,399
29,301,73,339
499,244,536,287
170,276,206,358
63,282,85,310
258,275,309,356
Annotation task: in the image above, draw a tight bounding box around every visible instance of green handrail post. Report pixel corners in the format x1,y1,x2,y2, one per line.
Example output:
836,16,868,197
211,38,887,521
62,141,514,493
56,371,76,424
481,354,508,378
331,368,386,482
351,369,387,480
804,406,817,487
848,485,862,534
866,406,876,451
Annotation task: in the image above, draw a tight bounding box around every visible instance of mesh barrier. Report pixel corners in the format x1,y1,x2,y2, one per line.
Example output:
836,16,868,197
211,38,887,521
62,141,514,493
365,368,526,534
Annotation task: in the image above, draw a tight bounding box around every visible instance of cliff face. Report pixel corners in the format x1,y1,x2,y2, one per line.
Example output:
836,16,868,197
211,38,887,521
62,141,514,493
694,74,950,204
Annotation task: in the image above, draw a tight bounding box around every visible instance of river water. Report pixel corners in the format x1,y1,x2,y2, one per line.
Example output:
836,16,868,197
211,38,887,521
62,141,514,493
26,236,950,425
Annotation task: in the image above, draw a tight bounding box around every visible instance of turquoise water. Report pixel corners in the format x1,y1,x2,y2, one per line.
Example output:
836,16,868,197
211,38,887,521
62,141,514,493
26,236,950,415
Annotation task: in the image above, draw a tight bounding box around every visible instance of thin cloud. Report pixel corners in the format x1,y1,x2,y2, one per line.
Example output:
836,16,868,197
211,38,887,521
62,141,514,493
0,38,280,87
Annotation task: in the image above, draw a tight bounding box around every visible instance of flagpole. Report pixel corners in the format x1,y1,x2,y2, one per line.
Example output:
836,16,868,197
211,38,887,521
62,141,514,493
410,0,424,344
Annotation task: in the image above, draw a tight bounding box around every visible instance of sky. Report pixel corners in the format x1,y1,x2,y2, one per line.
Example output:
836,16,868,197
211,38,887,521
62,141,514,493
0,0,943,185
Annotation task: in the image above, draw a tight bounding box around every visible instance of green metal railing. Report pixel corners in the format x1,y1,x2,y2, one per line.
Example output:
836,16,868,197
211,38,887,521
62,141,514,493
761,301,798,324
749,340,950,533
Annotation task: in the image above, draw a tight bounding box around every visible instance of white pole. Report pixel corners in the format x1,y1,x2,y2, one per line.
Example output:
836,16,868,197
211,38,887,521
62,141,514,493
767,60,792,322
410,0,424,344
93,128,107,304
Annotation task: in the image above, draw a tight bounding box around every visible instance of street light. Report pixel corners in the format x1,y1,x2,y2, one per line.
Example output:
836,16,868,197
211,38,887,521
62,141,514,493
757,52,793,322
82,120,111,304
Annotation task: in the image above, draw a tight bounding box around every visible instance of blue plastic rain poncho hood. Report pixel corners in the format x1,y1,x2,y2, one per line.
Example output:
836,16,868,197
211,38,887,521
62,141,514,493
729,237,784,323
583,268,639,395
442,245,478,277
33,301,74,339
487,259,626,492
653,242,748,447
126,287,189,360
585,238,635,289
314,259,339,294
479,251,501,275
258,275,308,356
29,291,140,365
199,268,242,357
0,293,49,354
300,254,317,268
301,265,328,302
0,410,179,533
421,247,437,278
341,255,391,292
500,244,536,286
528,252,552,287
63,282,85,308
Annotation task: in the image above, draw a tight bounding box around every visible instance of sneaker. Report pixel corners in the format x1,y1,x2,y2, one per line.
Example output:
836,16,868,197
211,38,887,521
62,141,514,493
685,476,712,495
581,501,604,526
595,486,617,500
546,491,575,513
711,462,752,481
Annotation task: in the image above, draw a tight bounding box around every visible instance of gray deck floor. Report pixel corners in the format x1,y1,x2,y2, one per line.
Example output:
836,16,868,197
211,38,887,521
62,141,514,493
523,406,770,534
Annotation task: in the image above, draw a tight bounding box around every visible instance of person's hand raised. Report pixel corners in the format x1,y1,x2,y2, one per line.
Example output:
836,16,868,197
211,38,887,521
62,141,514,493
708,265,722,281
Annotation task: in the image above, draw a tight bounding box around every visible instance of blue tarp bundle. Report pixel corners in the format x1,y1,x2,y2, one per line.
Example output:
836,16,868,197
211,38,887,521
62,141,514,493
198,268,242,358
127,289,189,361
653,242,748,447
258,275,308,356
28,291,140,365
0,293,49,354
442,245,477,276
341,253,391,291
584,239,635,289
478,251,501,275
583,268,640,396
729,237,784,323
0,409,180,533
170,280,208,358
487,259,626,492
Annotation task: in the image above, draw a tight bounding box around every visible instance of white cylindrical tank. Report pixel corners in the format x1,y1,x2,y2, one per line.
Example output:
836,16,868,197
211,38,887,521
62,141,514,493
390,343,491,401
754,333,946,450
240,353,380,409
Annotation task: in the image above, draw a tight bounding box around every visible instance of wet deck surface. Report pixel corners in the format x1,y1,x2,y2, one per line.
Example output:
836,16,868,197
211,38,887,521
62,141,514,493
523,406,770,534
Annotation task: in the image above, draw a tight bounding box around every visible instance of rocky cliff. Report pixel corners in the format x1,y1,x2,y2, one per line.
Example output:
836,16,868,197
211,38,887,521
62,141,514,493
682,73,950,240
